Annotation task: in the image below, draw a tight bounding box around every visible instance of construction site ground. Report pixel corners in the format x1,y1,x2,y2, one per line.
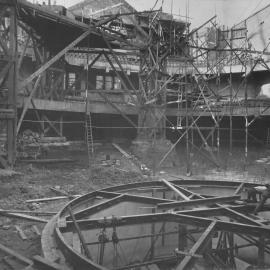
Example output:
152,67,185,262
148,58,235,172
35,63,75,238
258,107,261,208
0,142,270,269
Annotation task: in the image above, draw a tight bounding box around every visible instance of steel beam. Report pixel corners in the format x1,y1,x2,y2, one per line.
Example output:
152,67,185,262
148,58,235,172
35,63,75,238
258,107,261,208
157,195,240,210
63,212,270,238
66,192,173,221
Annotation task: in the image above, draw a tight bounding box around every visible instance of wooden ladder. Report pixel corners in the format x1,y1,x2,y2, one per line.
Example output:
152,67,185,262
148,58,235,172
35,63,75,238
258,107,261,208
85,113,94,166
267,128,270,146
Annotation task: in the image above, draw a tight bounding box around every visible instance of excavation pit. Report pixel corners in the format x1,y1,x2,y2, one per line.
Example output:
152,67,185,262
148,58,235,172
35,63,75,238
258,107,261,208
42,179,270,270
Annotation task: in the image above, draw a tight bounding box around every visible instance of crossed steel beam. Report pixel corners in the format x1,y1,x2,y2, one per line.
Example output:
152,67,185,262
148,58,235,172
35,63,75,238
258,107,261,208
54,180,270,270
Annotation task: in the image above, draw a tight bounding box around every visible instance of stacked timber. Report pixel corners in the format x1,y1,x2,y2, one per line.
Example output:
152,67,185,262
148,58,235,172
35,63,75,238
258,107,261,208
17,130,68,159
17,129,42,159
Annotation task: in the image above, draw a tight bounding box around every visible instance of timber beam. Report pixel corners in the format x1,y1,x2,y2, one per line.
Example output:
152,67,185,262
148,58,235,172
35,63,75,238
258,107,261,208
176,221,216,270
161,179,190,201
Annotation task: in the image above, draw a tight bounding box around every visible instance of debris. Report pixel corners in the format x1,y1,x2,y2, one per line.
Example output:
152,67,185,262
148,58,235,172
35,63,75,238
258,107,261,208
0,243,33,266
17,130,69,160
32,225,41,236
0,169,22,177
32,255,66,270
50,187,69,197
2,256,16,269
112,143,132,159
112,143,146,176
114,167,128,172
15,225,27,240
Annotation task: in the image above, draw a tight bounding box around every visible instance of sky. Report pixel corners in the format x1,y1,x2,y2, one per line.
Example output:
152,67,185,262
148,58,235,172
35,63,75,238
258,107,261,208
36,0,270,27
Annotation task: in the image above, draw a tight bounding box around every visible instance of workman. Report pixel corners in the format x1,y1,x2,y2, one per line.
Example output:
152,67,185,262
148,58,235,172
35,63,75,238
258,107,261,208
246,185,268,202
253,184,270,215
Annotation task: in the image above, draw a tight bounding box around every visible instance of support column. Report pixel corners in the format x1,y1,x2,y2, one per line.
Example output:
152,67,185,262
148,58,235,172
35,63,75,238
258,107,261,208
0,1,17,168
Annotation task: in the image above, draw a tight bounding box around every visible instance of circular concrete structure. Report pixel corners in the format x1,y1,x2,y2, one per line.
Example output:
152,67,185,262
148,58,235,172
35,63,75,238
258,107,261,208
42,179,270,270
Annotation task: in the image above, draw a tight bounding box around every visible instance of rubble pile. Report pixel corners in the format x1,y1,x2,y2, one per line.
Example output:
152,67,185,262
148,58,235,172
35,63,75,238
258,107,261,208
17,130,43,159
17,130,67,160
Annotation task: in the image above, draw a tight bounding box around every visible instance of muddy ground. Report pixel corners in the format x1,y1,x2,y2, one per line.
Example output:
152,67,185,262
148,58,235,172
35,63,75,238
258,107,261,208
0,142,270,269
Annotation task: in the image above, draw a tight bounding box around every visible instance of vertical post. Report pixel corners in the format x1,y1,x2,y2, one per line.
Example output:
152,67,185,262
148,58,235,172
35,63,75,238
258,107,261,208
185,67,191,176
59,114,63,137
178,225,187,251
229,77,233,156
229,29,233,157
41,114,45,136
7,3,17,166
227,231,235,268
258,236,265,268
244,21,248,166
150,189,156,259
217,115,220,157
161,190,166,247
245,116,248,161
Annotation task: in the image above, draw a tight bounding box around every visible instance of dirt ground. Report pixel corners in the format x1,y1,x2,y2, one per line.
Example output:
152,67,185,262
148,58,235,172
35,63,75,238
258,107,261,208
0,142,270,269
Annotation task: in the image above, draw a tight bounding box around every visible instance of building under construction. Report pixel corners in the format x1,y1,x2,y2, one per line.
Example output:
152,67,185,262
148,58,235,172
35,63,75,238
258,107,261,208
1,0,270,269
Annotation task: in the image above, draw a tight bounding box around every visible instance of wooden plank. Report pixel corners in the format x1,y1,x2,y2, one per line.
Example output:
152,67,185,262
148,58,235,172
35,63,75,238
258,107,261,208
0,209,57,216
42,115,62,137
161,179,190,201
20,158,75,164
0,243,33,265
32,225,41,236
26,195,80,203
234,182,245,195
176,221,216,270
157,195,240,210
15,225,27,240
174,249,203,259
67,205,92,259
0,211,48,223
112,143,132,159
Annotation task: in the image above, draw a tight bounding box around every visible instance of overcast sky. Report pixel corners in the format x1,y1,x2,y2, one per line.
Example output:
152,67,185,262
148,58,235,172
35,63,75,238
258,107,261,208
40,0,270,27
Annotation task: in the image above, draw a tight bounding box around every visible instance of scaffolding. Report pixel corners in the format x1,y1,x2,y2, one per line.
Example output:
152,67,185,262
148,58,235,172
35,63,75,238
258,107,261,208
0,0,17,168
158,15,270,174
2,1,270,172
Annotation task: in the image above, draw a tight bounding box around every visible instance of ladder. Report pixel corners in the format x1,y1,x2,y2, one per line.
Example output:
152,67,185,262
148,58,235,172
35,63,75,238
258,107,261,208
267,128,270,146
85,112,94,165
